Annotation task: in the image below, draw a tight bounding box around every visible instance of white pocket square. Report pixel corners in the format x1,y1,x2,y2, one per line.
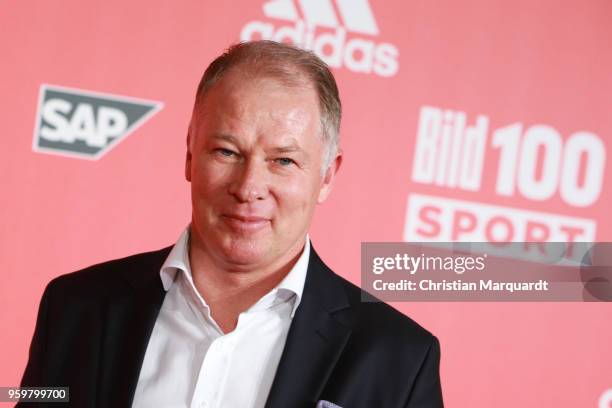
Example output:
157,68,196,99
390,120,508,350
316,400,342,408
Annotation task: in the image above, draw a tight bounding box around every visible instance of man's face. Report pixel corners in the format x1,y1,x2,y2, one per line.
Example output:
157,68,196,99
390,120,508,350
185,69,341,271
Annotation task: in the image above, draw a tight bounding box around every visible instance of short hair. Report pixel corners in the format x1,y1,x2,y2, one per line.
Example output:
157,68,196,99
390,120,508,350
192,40,341,171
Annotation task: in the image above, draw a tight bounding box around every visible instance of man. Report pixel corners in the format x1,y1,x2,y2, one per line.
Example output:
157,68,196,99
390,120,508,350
20,41,443,407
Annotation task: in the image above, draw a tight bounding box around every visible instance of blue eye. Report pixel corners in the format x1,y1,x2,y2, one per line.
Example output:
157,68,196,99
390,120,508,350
276,158,295,166
217,148,235,157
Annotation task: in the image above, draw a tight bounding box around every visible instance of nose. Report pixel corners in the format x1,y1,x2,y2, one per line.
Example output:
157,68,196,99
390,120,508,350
228,158,268,203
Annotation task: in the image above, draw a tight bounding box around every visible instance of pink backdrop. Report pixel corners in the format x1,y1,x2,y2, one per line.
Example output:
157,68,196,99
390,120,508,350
1,0,611,406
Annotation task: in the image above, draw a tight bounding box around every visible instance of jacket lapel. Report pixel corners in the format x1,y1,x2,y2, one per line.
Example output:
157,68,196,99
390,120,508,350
89,244,352,407
96,247,171,407
265,246,354,408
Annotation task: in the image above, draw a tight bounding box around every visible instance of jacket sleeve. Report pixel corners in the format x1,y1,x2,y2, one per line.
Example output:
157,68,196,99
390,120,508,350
19,282,53,388
405,335,444,408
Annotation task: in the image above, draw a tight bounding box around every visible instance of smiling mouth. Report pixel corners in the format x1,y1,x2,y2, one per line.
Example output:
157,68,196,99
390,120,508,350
222,215,270,233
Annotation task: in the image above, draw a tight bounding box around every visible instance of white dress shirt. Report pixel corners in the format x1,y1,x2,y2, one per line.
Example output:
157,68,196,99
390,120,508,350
131,227,310,408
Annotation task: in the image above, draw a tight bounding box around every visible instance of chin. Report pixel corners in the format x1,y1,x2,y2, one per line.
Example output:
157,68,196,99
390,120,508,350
221,237,270,267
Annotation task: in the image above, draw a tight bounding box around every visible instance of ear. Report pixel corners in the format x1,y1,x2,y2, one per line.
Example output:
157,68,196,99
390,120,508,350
317,149,343,204
185,126,193,183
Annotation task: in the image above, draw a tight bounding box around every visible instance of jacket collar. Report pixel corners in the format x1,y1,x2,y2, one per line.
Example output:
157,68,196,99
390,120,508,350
264,244,354,408
103,243,354,407
98,246,170,406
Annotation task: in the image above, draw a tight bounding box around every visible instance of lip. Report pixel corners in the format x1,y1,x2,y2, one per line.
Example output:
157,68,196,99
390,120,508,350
222,214,270,232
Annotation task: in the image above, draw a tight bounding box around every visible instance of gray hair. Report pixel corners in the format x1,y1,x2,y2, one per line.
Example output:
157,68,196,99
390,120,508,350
192,40,341,172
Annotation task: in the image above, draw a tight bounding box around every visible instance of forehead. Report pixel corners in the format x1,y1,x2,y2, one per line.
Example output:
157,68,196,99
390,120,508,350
197,69,321,131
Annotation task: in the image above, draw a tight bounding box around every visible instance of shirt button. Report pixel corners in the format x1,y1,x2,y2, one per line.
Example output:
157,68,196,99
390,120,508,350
200,401,208,408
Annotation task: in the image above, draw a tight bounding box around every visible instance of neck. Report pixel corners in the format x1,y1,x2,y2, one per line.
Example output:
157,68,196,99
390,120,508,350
187,230,305,333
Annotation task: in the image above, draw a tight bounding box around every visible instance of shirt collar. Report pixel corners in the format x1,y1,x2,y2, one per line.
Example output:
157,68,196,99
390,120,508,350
160,226,310,317
159,227,191,291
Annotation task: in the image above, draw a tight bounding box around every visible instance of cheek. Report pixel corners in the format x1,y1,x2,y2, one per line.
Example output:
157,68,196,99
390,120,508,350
193,161,232,194
274,176,322,214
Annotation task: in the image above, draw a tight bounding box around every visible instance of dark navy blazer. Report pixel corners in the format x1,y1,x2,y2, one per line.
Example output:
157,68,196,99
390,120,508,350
20,244,443,407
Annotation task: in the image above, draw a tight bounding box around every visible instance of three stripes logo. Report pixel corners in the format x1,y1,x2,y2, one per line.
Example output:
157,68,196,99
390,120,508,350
33,84,163,160
241,0,399,77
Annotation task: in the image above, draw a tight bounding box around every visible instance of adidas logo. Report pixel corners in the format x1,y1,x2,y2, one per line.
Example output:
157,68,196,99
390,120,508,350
240,0,399,77
33,84,163,160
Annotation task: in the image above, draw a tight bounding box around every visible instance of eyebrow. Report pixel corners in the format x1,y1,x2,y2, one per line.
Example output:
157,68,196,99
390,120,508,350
211,134,240,144
271,140,304,154
212,134,305,154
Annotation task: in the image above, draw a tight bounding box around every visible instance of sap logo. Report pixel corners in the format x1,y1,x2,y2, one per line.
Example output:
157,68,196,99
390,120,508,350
241,0,399,77
33,84,163,160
